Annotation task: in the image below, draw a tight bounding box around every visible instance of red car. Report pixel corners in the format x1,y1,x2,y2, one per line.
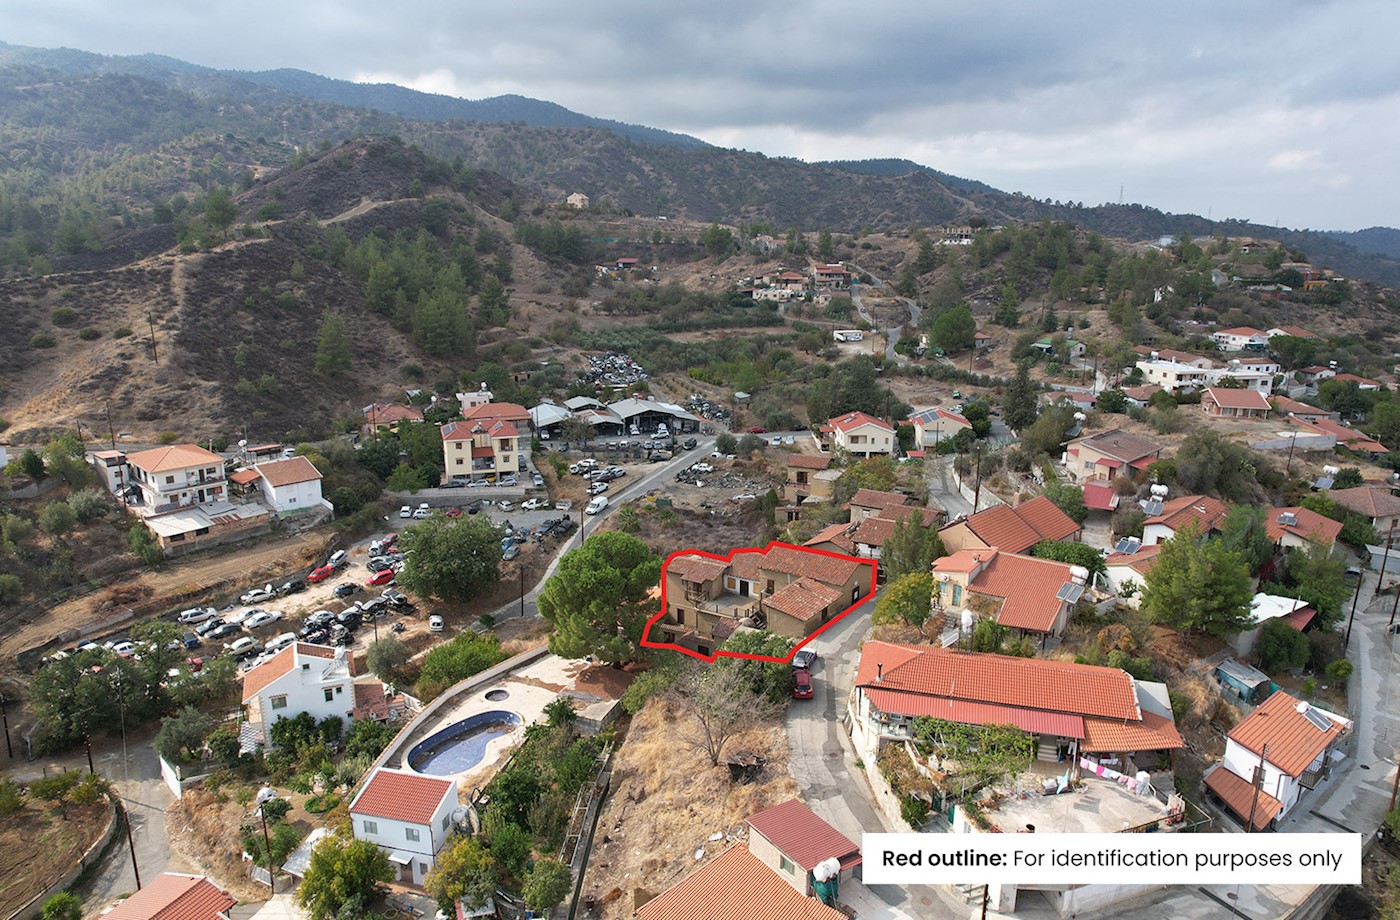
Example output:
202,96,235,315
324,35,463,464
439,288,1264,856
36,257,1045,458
382,533,398,546
308,564,335,583
366,568,396,587
747,426,768,434
444,508,462,518
792,669,813,700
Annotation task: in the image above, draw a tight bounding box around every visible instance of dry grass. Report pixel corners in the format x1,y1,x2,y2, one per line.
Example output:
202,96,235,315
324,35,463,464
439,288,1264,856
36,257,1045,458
584,697,797,919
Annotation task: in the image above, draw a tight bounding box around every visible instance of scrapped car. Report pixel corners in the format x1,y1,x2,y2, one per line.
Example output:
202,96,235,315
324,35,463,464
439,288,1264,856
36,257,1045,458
308,564,335,583
366,568,396,587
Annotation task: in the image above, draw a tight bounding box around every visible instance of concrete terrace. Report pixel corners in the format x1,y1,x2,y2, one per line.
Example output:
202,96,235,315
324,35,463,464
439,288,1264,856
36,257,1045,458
981,774,1171,835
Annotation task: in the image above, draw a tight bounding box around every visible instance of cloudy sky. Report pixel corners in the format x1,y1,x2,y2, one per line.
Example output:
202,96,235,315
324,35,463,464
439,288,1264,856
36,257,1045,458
8,0,1399,230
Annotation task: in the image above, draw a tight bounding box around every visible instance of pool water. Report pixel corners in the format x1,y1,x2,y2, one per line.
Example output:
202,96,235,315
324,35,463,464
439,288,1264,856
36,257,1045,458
407,710,521,775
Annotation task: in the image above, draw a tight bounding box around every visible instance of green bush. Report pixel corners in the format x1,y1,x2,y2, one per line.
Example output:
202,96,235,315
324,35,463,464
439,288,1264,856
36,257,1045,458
900,795,931,827
29,334,56,349
0,778,22,815
1325,659,1354,682
78,328,102,340
50,307,77,326
112,326,133,339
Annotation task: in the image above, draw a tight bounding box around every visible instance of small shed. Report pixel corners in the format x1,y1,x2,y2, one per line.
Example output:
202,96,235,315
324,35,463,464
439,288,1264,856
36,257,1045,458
1214,658,1277,705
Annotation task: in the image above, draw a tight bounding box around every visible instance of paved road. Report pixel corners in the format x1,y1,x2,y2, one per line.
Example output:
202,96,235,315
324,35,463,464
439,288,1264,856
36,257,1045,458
923,456,974,519
849,266,921,363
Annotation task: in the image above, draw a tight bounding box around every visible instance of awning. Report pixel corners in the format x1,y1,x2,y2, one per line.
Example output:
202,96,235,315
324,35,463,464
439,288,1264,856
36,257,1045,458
1204,766,1281,831
387,850,414,865
1129,457,1156,470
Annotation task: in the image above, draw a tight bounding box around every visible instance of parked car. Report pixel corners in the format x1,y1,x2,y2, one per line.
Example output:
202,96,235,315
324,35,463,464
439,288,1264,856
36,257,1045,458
792,649,819,670
328,550,348,569
276,578,306,596
227,637,260,660
180,632,203,650
522,498,549,511
499,475,518,487
683,438,698,450
445,508,463,518
177,606,217,624
585,496,609,515
366,568,396,587
382,589,412,610
308,564,335,583
747,426,768,434
441,479,465,489
502,544,521,562
498,500,515,513
243,610,283,630
195,617,226,637
266,632,297,653
333,582,360,599
784,436,796,446
792,669,814,700
399,505,412,518
413,507,432,519
305,609,337,628
428,615,445,632
532,473,545,487
467,499,484,514
240,584,276,605
109,640,136,658
587,482,609,495
336,609,363,629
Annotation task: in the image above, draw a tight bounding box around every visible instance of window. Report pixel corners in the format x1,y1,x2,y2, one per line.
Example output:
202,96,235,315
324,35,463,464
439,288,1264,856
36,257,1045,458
363,820,378,835
952,585,962,606
780,855,795,874
442,814,450,831
165,475,175,484
676,609,685,625
170,533,185,542
455,458,463,466
336,686,343,694
271,695,288,710
324,688,334,703
406,828,421,842
766,579,775,595
419,863,429,877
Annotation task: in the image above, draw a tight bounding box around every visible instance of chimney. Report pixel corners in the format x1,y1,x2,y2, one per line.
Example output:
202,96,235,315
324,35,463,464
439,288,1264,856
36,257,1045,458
876,663,883,682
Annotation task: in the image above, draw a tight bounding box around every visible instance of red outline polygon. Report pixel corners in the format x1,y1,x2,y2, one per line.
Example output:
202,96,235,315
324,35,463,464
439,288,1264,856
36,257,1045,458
640,540,878,663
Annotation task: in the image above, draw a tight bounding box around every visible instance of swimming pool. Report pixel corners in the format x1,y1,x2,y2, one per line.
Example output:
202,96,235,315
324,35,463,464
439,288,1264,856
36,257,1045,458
407,710,521,775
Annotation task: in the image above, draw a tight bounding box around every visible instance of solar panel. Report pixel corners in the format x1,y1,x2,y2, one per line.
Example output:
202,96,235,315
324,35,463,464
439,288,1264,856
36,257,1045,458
1141,500,1164,516
1114,538,1134,554
1301,706,1332,732
1314,477,1335,490
1056,583,1086,603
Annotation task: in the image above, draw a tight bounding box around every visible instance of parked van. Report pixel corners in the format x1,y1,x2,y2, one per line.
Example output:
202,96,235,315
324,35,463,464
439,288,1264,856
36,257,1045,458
585,496,610,515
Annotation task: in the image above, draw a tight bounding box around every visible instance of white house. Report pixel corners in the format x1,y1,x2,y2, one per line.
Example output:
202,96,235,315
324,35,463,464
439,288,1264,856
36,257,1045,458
1135,359,1214,394
1211,327,1269,351
350,768,459,885
904,407,972,450
1204,690,1350,830
241,643,356,749
817,411,895,458
1100,543,1162,609
124,444,227,513
251,456,328,515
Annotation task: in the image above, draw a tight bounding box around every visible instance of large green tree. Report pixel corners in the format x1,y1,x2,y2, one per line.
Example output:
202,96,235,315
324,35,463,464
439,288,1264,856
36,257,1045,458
880,515,945,580
1141,524,1254,636
1264,541,1349,630
313,310,353,375
1218,506,1274,576
872,572,934,630
296,836,395,920
1002,362,1039,433
1042,480,1088,526
538,532,662,665
716,631,794,703
523,858,573,913
929,304,976,354
397,514,503,602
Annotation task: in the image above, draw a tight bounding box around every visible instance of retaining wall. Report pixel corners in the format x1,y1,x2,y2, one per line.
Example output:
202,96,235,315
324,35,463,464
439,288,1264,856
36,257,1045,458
8,796,118,920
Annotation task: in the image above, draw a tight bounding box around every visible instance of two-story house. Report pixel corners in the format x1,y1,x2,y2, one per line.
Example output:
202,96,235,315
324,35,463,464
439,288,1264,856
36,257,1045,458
937,495,1081,555
782,454,833,504
816,411,895,458
847,488,914,523
904,407,972,451
350,768,459,885
653,544,875,657
848,641,1183,774
241,643,356,750
811,263,852,291
931,549,1086,641
1131,346,1217,370
1212,326,1269,351
1203,690,1350,830
1061,429,1163,484
1267,325,1319,340
1135,358,1214,394
125,444,227,513
1264,507,1341,553
441,419,520,483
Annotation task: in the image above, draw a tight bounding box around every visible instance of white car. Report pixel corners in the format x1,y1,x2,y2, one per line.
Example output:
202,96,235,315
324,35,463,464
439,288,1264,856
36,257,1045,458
587,482,609,495
522,498,549,511
240,584,276,605
266,632,297,653
399,505,412,518
328,550,348,568
243,610,283,630
585,496,610,515
428,615,445,632
109,640,136,658
498,500,515,513
784,436,795,446
177,606,217,624
413,507,432,519
227,636,260,658
771,436,782,446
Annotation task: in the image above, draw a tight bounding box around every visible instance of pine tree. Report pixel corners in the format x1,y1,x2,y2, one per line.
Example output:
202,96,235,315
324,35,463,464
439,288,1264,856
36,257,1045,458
313,311,352,375
1002,362,1038,432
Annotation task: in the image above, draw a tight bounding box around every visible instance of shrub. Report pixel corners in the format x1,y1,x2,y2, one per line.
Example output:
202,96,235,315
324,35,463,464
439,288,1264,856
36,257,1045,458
158,431,179,445
29,334,56,348
112,326,133,339
900,795,930,827
0,778,22,815
78,328,101,340
1325,659,1354,682
50,307,77,326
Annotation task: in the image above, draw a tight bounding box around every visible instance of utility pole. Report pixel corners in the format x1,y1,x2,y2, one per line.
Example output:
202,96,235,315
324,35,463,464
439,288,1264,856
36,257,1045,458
123,802,142,890
0,694,11,759
972,444,984,515
1246,743,1269,833
519,567,525,618
1285,431,1299,477
1345,569,1365,650
1378,523,1396,597
105,398,117,449
147,311,159,365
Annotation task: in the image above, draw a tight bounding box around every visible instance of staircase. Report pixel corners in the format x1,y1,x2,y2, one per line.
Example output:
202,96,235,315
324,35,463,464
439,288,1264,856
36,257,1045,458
955,883,985,906
1037,740,1059,762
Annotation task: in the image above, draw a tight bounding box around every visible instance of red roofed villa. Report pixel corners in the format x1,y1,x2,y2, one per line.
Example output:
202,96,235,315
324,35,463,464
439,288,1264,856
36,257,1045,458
932,548,1088,640
100,873,236,920
350,767,460,884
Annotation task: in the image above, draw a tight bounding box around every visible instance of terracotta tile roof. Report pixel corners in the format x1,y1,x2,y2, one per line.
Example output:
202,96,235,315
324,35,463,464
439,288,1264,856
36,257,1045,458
1068,429,1164,465
125,444,223,474
636,845,846,920
363,403,423,424
851,508,942,548
487,419,520,439
1228,690,1346,777
803,523,857,554
352,682,390,721
931,548,986,573
1120,385,1164,401
668,553,731,583
1302,418,1389,452
963,551,1078,633
855,641,1140,721
102,873,236,920
1203,387,1271,412
1081,710,1185,752
463,401,531,422
1215,326,1267,337
786,453,832,471
1145,495,1230,535
1082,482,1119,511
746,799,861,872
827,411,893,434
1331,485,1400,519
728,544,864,588
440,421,473,441
861,686,1087,738
1204,765,1282,830
958,496,1079,554
764,577,845,622
255,456,322,487
350,768,455,826
1264,507,1342,546
848,488,911,511
241,643,339,702
1104,542,1163,575
1271,396,1327,417
229,468,262,485
1332,373,1380,388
